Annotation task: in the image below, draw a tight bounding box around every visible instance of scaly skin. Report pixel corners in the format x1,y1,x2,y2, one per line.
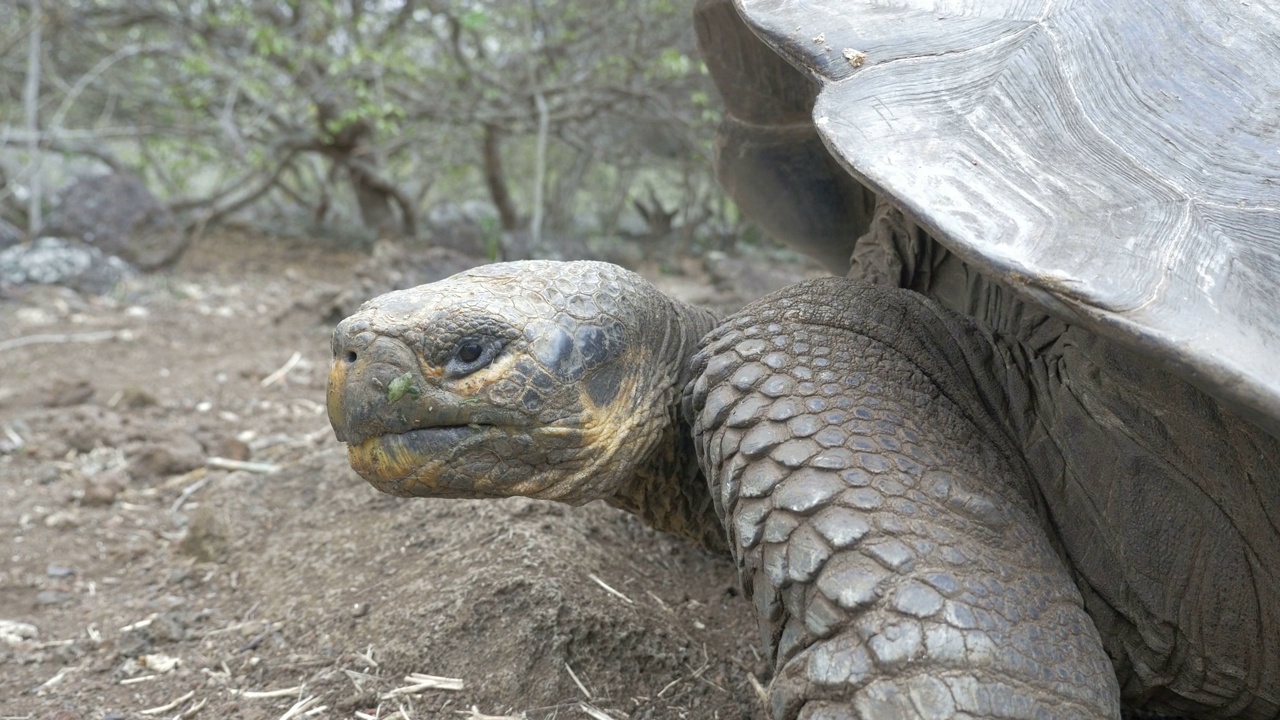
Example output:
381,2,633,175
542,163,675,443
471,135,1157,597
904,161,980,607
327,260,1125,718
684,280,1119,718
327,260,725,551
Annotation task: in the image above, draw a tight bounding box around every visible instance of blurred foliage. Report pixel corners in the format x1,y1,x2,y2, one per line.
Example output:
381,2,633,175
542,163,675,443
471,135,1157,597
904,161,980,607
0,0,743,251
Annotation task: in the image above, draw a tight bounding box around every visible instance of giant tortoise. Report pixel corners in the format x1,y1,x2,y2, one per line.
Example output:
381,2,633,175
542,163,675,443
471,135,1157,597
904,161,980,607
326,0,1280,717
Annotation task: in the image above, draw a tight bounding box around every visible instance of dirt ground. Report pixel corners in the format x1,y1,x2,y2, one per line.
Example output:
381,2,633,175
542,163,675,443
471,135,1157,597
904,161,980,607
0,231,824,720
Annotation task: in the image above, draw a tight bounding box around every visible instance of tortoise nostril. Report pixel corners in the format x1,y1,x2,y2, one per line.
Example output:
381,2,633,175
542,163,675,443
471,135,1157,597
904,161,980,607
345,351,358,363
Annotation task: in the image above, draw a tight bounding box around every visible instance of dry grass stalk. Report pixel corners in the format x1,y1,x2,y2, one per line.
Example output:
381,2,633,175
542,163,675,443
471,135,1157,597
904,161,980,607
381,673,465,699
239,684,305,699
0,329,125,353
748,673,769,707
139,690,195,715
586,573,633,604
35,666,75,695
260,351,303,387
120,613,158,632
176,697,208,719
564,662,592,700
278,695,320,720
578,703,620,720
206,457,281,474
459,706,527,719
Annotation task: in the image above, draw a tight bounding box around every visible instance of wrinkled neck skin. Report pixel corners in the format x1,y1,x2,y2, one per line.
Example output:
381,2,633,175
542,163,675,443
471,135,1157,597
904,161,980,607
604,296,728,554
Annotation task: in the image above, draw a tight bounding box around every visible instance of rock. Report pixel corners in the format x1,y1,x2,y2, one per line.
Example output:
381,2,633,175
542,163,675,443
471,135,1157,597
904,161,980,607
45,172,186,270
113,387,157,409
0,216,22,250
426,200,499,256
208,436,251,462
43,510,81,529
359,241,481,291
81,467,129,507
127,434,204,481
307,242,484,324
64,407,128,454
179,507,228,563
35,590,77,606
43,378,95,408
0,236,136,294
0,619,38,645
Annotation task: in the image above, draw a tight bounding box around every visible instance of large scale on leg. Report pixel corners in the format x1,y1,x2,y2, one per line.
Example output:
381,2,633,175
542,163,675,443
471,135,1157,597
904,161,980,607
686,281,1117,718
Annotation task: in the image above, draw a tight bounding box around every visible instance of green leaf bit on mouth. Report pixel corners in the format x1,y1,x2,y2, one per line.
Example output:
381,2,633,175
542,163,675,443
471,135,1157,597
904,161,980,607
386,372,419,403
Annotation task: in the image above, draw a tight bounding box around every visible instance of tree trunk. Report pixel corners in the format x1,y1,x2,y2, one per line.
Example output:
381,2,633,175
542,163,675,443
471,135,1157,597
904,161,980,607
24,0,43,235
349,165,398,235
482,124,520,231
529,92,549,247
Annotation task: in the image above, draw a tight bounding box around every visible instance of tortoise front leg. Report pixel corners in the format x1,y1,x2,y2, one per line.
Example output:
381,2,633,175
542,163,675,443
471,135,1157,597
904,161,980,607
686,281,1120,719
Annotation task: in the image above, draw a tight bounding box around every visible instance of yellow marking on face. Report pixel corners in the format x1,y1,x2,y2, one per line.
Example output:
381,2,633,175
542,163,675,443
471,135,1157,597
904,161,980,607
326,357,348,425
348,435,443,495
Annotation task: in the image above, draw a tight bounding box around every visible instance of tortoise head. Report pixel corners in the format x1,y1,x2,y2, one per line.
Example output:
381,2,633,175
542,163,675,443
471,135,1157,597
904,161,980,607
326,260,688,505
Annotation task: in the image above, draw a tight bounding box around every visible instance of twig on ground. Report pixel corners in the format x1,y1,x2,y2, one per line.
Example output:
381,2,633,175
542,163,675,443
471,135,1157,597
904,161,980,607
406,672,465,688
206,457,281,474
0,329,128,353
587,574,633,604
238,621,274,652
34,666,75,695
657,675,682,698
457,706,527,719
201,621,257,638
260,351,302,388
120,614,158,632
564,662,591,700
1,423,25,452
120,674,158,685
277,691,320,717
238,684,304,699
747,673,769,708
176,696,208,719
381,673,465,699
170,475,213,513
578,704,619,720
278,695,320,720
347,645,378,668
139,690,195,715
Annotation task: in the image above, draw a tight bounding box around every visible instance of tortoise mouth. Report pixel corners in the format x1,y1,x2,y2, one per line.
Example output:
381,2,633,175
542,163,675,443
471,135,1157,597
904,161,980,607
345,423,515,497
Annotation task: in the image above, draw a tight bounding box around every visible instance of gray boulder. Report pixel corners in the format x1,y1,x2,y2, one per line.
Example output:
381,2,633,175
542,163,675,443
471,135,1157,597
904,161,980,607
0,236,136,295
0,217,22,251
46,173,185,270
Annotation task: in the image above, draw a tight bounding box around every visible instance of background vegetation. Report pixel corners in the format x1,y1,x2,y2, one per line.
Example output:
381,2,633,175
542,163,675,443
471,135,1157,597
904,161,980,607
1,0,746,258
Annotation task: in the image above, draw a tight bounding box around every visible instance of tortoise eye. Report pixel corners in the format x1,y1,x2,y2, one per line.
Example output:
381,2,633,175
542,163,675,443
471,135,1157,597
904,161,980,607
444,335,506,377
457,342,483,364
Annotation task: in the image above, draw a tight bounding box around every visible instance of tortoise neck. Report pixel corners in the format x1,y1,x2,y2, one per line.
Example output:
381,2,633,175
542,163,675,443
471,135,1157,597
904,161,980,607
606,296,728,554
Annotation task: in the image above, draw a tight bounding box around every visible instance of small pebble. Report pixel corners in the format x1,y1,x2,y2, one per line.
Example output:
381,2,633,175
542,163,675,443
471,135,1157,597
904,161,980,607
35,590,76,606
43,510,80,529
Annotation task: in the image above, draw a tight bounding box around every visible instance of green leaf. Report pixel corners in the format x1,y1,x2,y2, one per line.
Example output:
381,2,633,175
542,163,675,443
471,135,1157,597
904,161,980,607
386,373,420,403
460,10,487,31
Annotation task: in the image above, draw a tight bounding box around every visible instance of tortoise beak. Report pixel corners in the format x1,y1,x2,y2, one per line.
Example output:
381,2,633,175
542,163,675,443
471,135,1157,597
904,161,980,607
327,324,461,446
